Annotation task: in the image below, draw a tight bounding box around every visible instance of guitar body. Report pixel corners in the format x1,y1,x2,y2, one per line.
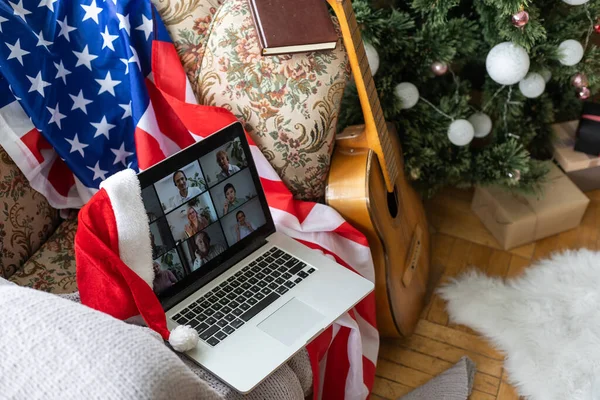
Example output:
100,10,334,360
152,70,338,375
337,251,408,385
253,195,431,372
326,125,430,337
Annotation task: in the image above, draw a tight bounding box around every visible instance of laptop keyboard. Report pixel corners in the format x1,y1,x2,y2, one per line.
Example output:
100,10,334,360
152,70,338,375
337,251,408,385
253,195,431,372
171,246,316,347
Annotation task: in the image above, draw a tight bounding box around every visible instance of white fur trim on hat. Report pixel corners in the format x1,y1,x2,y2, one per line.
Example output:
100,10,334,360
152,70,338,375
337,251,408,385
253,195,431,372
100,169,154,287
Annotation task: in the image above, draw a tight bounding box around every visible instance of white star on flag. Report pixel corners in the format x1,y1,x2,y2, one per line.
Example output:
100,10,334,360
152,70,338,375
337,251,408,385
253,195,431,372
0,16,7,32
81,0,103,24
65,133,89,157
6,39,30,65
95,71,121,96
91,116,116,138
100,26,118,51
136,14,153,40
46,103,67,129
119,101,132,119
38,0,58,12
27,71,51,97
57,16,77,42
69,90,93,114
87,161,108,181
10,0,31,22
128,45,141,71
119,57,130,74
54,60,71,84
35,31,53,49
73,45,98,70
117,13,130,35
111,143,133,166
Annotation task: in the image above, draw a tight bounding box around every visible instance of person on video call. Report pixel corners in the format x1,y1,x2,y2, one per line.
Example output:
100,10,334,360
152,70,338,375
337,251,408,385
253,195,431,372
184,205,210,238
152,261,177,295
192,231,226,271
168,170,202,210
235,210,255,241
222,183,243,215
150,232,167,259
216,150,240,181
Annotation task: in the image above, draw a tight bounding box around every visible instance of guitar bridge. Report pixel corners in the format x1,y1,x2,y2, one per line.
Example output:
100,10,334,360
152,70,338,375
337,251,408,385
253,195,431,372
403,225,423,287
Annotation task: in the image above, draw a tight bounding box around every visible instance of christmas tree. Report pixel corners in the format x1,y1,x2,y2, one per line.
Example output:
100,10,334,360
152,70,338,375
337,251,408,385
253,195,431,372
338,0,600,198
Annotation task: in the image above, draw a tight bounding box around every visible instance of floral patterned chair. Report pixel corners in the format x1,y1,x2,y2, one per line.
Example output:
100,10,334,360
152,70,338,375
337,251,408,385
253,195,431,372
1,0,349,293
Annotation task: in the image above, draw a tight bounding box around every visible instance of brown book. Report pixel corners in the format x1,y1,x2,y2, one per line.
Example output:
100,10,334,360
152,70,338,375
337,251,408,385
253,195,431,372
248,0,338,56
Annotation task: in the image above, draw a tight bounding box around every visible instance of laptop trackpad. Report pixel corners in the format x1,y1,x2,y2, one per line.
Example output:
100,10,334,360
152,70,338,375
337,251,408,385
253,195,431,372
258,298,325,346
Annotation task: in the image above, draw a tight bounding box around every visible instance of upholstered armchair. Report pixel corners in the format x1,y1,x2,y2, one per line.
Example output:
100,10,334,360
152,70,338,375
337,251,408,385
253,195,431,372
0,0,349,397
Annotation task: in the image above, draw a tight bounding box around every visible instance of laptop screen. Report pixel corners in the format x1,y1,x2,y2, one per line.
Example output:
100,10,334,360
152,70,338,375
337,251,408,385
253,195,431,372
137,122,275,306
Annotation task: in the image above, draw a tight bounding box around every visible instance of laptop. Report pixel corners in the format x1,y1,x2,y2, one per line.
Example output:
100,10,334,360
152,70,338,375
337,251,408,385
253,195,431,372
138,121,374,393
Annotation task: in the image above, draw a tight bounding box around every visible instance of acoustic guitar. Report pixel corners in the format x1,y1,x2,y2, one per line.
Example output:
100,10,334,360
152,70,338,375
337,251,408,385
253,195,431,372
325,0,431,337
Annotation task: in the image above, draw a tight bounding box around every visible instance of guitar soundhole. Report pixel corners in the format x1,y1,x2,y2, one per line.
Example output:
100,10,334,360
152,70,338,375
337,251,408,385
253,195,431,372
387,185,399,218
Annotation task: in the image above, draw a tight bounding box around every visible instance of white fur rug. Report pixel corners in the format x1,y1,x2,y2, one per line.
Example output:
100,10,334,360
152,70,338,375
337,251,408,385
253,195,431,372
438,249,600,400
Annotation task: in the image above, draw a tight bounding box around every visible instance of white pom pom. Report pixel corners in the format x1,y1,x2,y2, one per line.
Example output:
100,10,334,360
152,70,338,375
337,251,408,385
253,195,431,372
169,325,199,352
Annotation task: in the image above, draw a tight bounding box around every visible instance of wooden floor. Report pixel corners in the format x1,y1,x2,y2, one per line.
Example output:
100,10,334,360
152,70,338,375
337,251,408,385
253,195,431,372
372,187,600,400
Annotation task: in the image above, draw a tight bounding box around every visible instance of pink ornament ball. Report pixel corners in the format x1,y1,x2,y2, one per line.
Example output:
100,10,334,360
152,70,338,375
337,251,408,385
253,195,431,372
512,10,530,28
578,87,591,100
571,73,589,88
431,61,448,76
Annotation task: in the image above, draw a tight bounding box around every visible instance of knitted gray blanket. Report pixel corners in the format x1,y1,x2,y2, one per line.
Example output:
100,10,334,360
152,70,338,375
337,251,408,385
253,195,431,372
0,279,311,399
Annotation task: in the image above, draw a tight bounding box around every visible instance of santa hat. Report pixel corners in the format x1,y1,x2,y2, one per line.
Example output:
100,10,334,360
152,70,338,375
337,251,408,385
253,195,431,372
75,169,199,352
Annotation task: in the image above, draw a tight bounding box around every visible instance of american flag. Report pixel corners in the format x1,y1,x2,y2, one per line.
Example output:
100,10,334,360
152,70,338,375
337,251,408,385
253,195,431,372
0,0,379,398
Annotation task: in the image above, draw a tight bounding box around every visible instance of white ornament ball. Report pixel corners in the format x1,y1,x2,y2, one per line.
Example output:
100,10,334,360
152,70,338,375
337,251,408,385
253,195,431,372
562,0,589,5
486,42,530,85
558,40,584,66
364,42,380,76
468,113,493,138
394,82,420,109
540,69,552,83
518,72,546,98
447,119,475,146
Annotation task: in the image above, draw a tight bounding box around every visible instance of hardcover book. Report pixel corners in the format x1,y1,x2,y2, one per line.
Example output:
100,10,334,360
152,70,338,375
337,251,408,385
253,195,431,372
248,0,338,56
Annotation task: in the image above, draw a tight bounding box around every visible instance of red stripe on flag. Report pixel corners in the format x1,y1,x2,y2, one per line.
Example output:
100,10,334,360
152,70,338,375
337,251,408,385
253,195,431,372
363,356,376,395
47,159,75,197
146,80,195,150
333,221,370,247
153,88,238,136
260,178,317,224
134,127,167,169
322,326,351,399
151,41,187,102
307,325,333,400
20,128,51,163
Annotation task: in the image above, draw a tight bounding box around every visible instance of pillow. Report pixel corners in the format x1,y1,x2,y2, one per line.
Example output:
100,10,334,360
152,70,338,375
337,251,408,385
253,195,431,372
0,280,221,400
195,0,350,200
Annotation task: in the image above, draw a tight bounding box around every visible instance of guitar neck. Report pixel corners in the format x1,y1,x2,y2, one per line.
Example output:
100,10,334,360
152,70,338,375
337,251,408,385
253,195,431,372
327,0,398,191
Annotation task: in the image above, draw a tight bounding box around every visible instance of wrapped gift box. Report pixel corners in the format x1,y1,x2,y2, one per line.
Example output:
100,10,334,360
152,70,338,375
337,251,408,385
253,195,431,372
471,162,590,250
553,121,600,192
574,102,600,156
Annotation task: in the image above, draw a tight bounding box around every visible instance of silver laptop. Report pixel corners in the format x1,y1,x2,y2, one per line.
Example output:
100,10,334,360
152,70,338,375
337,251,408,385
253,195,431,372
138,122,373,393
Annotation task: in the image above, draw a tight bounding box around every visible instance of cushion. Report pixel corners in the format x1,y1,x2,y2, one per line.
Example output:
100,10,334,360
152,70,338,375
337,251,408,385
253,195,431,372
161,0,350,200
8,216,78,293
0,147,60,279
